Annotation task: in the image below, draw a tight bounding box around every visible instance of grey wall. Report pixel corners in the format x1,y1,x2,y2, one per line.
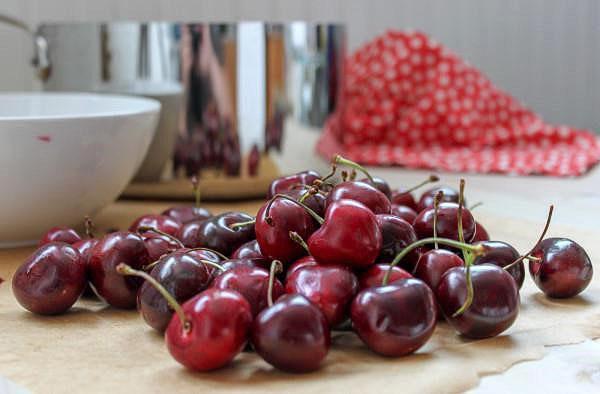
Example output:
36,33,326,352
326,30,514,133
1,0,598,131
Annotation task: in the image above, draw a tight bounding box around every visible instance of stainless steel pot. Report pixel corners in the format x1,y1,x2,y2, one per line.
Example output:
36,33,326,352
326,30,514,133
1,17,345,182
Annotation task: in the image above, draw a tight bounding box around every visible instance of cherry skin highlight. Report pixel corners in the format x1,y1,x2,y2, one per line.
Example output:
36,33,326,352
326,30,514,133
529,238,593,298
129,214,183,237
231,240,264,259
326,181,392,214
360,176,392,199
39,226,82,246
417,186,462,212
12,242,86,315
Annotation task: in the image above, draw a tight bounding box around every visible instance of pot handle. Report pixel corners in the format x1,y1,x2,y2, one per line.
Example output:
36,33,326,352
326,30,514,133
0,13,51,81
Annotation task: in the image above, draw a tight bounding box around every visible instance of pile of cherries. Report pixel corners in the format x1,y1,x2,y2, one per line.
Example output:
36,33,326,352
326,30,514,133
10,155,594,373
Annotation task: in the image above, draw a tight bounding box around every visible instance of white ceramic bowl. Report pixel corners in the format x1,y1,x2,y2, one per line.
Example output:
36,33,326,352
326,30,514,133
0,92,160,247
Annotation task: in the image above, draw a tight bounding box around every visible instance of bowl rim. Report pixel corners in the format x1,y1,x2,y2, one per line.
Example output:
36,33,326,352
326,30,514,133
0,92,161,121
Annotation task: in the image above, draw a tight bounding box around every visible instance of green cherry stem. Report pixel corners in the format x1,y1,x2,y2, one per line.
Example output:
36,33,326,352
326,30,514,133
433,190,444,250
267,260,283,307
229,219,256,230
289,231,310,254
320,164,337,184
137,226,185,249
504,205,554,271
332,154,374,183
270,194,324,225
185,247,229,261
399,174,440,195
116,263,190,332
469,201,483,211
382,237,485,286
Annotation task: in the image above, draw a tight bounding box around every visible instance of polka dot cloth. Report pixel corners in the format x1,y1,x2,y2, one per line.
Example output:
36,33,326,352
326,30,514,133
318,30,600,176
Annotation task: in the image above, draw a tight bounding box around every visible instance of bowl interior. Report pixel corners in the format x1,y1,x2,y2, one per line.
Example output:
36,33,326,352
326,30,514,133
0,92,160,120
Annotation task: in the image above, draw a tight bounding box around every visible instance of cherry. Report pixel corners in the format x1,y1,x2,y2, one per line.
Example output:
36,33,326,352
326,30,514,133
179,212,255,256
285,263,358,326
211,261,285,317
286,256,318,279
220,258,271,272
73,237,100,298
417,186,462,212
376,214,420,270
88,231,151,309
308,199,382,269
529,238,593,298
39,226,82,246
391,175,440,210
360,176,392,199
267,170,321,199
327,181,391,214
129,214,182,238
351,278,436,356
162,207,212,225
255,196,320,264
283,185,327,216
391,204,418,224
231,240,264,259
472,221,490,242
137,251,221,332
437,264,519,339
473,241,523,289
413,202,476,242
414,249,464,292
12,242,86,315
358,263,412,290
140,231,182,262
251,294,330,373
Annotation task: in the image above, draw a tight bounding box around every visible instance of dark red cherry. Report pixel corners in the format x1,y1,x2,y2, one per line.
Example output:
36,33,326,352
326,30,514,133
473,241,523,289
391,204,418,224
472,221,490,242
140,232,182,262
360,176,392,199
351,278,436,356
231,240,264,259
327,181,391,214
161,206,212,224
282,186,327,216
138,251,215,332
251,294,330,373
211,264,284,317
129,214,182,237
308,199,382,269
255,198,318,264
375,214,420,271
267,170,321,199
73,238,100,297
413,202,476,242
417,186,462,212
89,232,151,309
529,238,593,298
414,249,464,292
286,256,318,279
358,263,412,290
39,226,82,246
166,288,252,371
12,242,86,314
437,265,519,339
391,190,417,210
285,263,358,326
220,258,271,272
179,212,255,256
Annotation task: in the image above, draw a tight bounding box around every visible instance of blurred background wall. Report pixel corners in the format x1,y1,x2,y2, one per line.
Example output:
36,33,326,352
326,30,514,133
1,0,598,131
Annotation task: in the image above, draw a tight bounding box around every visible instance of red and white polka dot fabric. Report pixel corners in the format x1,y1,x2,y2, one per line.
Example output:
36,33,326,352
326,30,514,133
318,30,600,176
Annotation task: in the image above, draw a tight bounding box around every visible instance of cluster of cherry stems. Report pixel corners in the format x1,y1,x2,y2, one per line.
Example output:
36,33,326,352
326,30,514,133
9,155,593,373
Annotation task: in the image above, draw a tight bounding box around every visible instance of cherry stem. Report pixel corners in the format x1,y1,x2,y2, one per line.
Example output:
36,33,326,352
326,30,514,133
267,260,283,307
270,194,324,225
527,255,541,262
137,226,185,249
191,175,201,208
341,170,349,182
457,179,467,260
433,190,444,250
400,174,440,195
298,186,319,204
349,169,357,181
84,215,94,238
186,247,228,261
333,154,374,183
382,237,484,285
452,251,475,317
116,263,190,332
289,231,310,254
469,201,483,211
504,205,554,271
320,164,337,184
229,219,256,230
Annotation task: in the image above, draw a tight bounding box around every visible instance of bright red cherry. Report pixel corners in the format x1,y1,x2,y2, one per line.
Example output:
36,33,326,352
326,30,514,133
357,263,412,290
129,214,182,238
251,294,330,373
286,256,319,279
351,278,436,356
39,226,82,246
326,181,391,214
308,199,382,269
437,265,519,339
88,232,151,309
391,204,418,224
413,202,476,242
12,242,86,314
285,263,358,326
529,238,593,298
